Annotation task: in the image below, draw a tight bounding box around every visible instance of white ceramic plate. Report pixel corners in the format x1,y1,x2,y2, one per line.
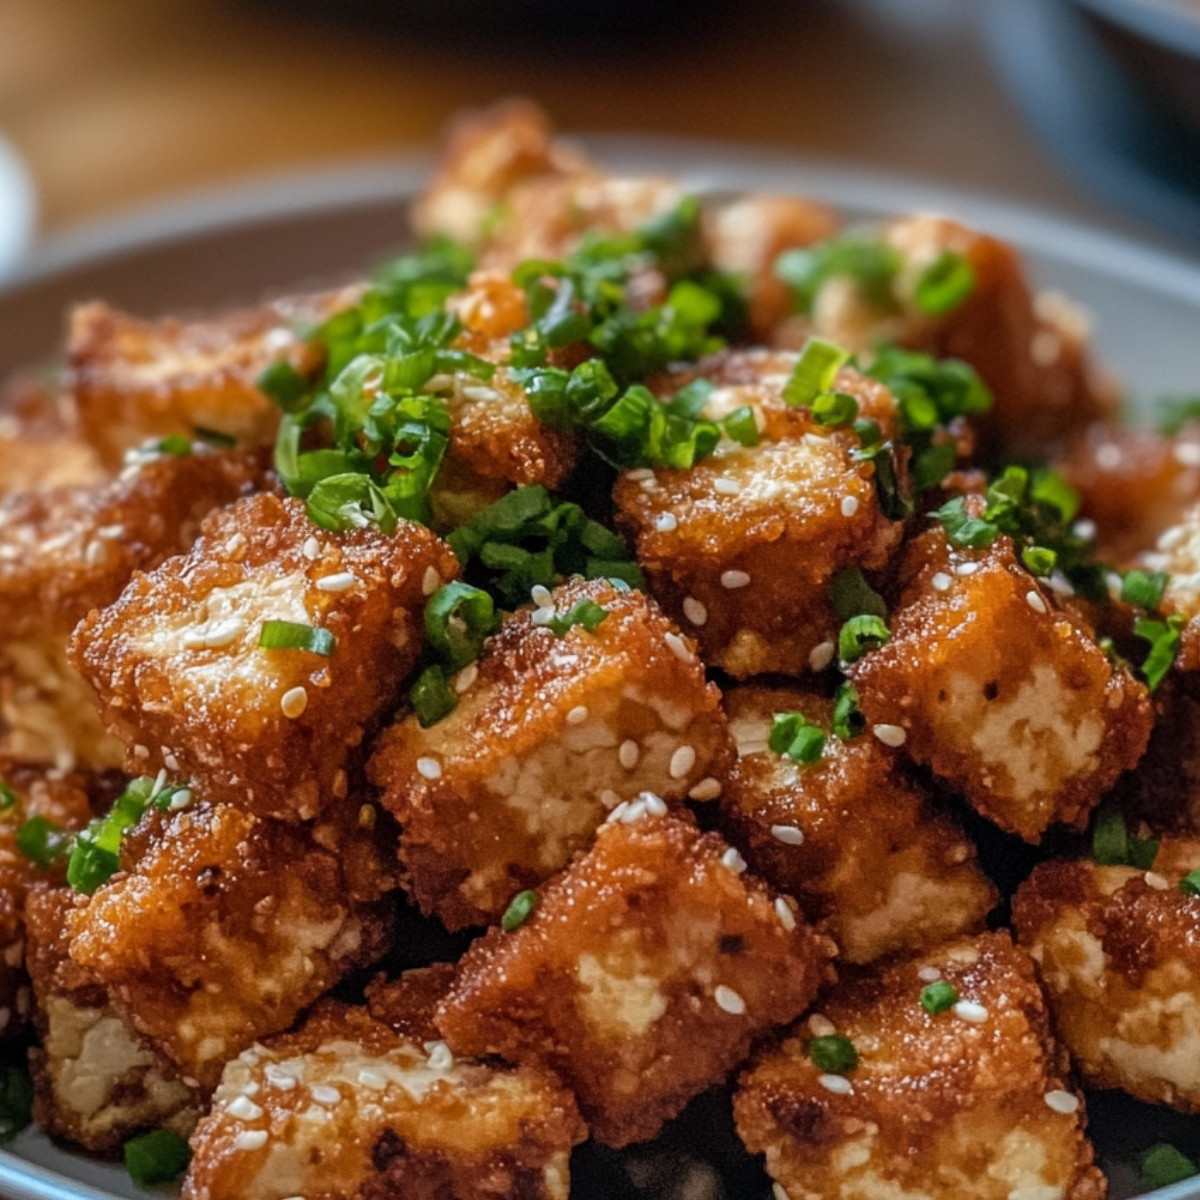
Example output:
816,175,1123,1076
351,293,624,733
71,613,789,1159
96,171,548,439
0,132,35,283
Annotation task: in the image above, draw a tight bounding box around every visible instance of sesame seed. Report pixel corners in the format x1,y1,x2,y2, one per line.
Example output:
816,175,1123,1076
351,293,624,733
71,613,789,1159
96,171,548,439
1096,443,1122,470
808,1013,836,1037
133,744,149,758
818,1074,854,1095
426,1041,455,1071
640,478,659,492
619,740,640,770
931,572,953,592
1176,442,1200,467
416,757,442,780
873,724,907,747
721,846,748,874
771,824,805,846
149,769,169,799
841,495,859,517
627,468,655,481
422,566,441,596
280,686,308,720
358,1068,387,1091
530,584,553,608
669,745,697,779
462,385,500,402
166,788,192,812
714,985,746,1015
97,524,125,539
1144,871,1170,890
316,572,357,593
358,804,376,829
233,1130,268,1151
1025,589,1048,614
567,705,589,725
600,789,621,809
655,513,679,533
606,802,630,825
455,663,479,693
302,536,321,561
775,897,797,931
310,1085,341,1106
622,798,650,824
204,619,246,649
664,632,692,662
227,1095,263,1121
225,532,247,558
809,641,835,671
423,372,453,392
689,776,722,801
917,966,942,983
1075,518,1098,541
84,539,107,567
1044,1089,1080,1115
714,477,741,496
531,606,555,626
641,792,668,817
955,562,980,577
163,750,181,771
721,570,751,589
682,596,708,626
954,1000,989,1024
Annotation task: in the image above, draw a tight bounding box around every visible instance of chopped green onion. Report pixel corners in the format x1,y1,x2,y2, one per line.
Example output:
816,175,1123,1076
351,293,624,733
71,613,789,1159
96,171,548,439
832,681,866,741
920,980,959,1015
829,568,887,621
501,889,538,932
153,434,192,457
1121,569,1168,611
809,1034,858,1074
913,251,975,316
769,713,826,765
304,473,399,536
838,615,891,663
0,1065,32,1142
258,621,335,657
17,816,70,869
812,391,859,429
1092,811,1158,870
123,1128,192,1187
1140,1143,1197,1190
853,418,882,449
425,583,497,672
783,338,849,408
0,781,17,812
1134,612,1186,692
775,238,901,314
935,496,999,549
722,405,760,447
410,664,457,728
546,599,609,637
1180,869,1200,897
1022,546,1057,577
192,426,237,449
256,360,309,409
912,441,957,492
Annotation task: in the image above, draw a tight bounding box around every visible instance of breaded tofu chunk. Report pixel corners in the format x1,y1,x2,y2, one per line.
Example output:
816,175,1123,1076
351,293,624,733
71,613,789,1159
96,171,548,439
369,577,731,930
0,374,106,494
65,800,395,1091
719,687,995,963
849,528,1152,842
67,288,353,467
1132,502,1200,674
183,998,585,1200
436,812,835,1147
613,351,905,679
735,932,1104,1200
25,886,199,1152
0,446,269,773
1014,834,1200,1111
71,493,458,819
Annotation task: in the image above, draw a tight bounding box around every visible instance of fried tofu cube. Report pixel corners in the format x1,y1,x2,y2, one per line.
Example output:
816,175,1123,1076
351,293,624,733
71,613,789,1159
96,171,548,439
65,800,395,1091
66,288,353,467
1132,502,1200,674
0,374,106,494
734,932,1105,1200
0,446,269,773
183,997,585,1200
1014,834,1200,1111
719,687,995,963
613,352,905,679
369,577,731,930
25,886,199,1152
848,528,1152,842
436,812,835,1147
365,963,458,1043
71,492,458,819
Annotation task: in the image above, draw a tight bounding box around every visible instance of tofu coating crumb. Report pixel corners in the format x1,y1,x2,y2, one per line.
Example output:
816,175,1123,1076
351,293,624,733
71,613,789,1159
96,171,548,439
182,998,585,1200
436,813,836,1148
734,932,1105,1200
369,577,732,930
614,352,904,679
849,528,1152,842
1014,834,1200,1111
70,493,458,820
65,801,396,1091
719,687,995,963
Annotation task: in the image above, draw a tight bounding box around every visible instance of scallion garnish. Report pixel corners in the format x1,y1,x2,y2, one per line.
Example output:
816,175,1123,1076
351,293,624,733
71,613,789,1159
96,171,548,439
838,614,891,663
410,664,458,729
920,980,959,1015
769,713,826,765
1179,869,1200,897
829,568,887,621
0,1065,32,1142
16,816,70,869
1091,811,1158,870
501,889,538,932
1140,1144,1197,1190
722,405,760,447
258,620,336,657
1021,546,1057,577
123,1128,192,1187
775,237,902,315
832,681,866,741
782,338,849,408
1133,613,1185,692
67,777,159,895
811,390,859,429
912,251,976,316
154,435,192,457
546,599,609,637
255,360,309,410
809,1034,858,1074
1121,569,1168,612
0,780,17,812
424,583,497,672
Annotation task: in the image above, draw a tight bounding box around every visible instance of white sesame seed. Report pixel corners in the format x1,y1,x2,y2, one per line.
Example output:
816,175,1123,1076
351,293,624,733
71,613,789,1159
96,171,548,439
566,705,589,725
84,539,106,567
682,596,708,626
689,776,722,801
133,744,149,758
97,524,125,540
664,632,692,662
841,495,860,518
606,802,630,825
931,572,953,592
1096,443,1122,470
669,745,697,779
809,641,835,671
1144,871,1170,890
641,792,668,817
416,757,442,780
422,566,441,596
310,1085,341,1106
1074,518,1098,541
954,1000,989,1023
775,897,797,931
1044,1089,1080,1115
462,385,500,402
149,769,169,799
358,1068,387,1091
600,789,621,810
233,1130,268,1151
955,562,980,577
640,478,659,492
808,1013,836,1037
714,477,741,496
620,798,649,823
771,824,805,846
166,788,193,812
1176,442,1200,467
619,740,640,770
721,570,751,589
773,1184,794,1200
626,468,655,481
1025,589,1048,614
422,372,453,392
280,686,308,720
302,536,321,561
655,512,679,533
714,985,746,1015
721,846,748,874
225,532,247,558
873,724,907,747
530,584,553,608
426,1041,455,1071
455,663,479,693
818,1074,854,1095
917,966,942,983
316,571,357,593
203,618,246,649
227,1095,263,1121
531,605,555,626
163,750,181,772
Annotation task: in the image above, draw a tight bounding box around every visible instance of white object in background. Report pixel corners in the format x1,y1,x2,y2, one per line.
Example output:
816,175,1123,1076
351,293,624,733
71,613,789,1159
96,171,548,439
0,133,35,281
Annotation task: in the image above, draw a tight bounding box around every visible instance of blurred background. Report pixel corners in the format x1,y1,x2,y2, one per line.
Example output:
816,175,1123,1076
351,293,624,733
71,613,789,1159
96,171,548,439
2,0,1199,266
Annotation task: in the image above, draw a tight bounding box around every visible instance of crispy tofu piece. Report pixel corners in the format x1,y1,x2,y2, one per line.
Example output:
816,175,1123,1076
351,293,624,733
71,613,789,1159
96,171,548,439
25,886,199,1152
65,800,395,1091
70,493,457,819
182,997,585,1200
0,446,270,773
613,352,904,679
1013,835,1200,1111
365,963,458,1044
369,577,731,930
734,932,1104,1200
0,374,106,494
720,687,995,963
848,528,1152,842
66,288,353,467
1133,502,1200,674
436,812,835,1148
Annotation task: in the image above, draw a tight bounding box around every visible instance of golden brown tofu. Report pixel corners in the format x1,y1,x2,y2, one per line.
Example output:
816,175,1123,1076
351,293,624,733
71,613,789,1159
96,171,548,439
0,374,106,494
0,446,270,773
370,577,731,930
849,528,1152,842
1132,502,1200,674
26,886,199,1153
613,351,905,679
182,997,585,1200
70,493,457,820
719,687,995,963
1014,835,1200,1112
66,288,354,468
65,800,395,1091
734,932,1104,1200
436,812,835,1148
365,963,458,1044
